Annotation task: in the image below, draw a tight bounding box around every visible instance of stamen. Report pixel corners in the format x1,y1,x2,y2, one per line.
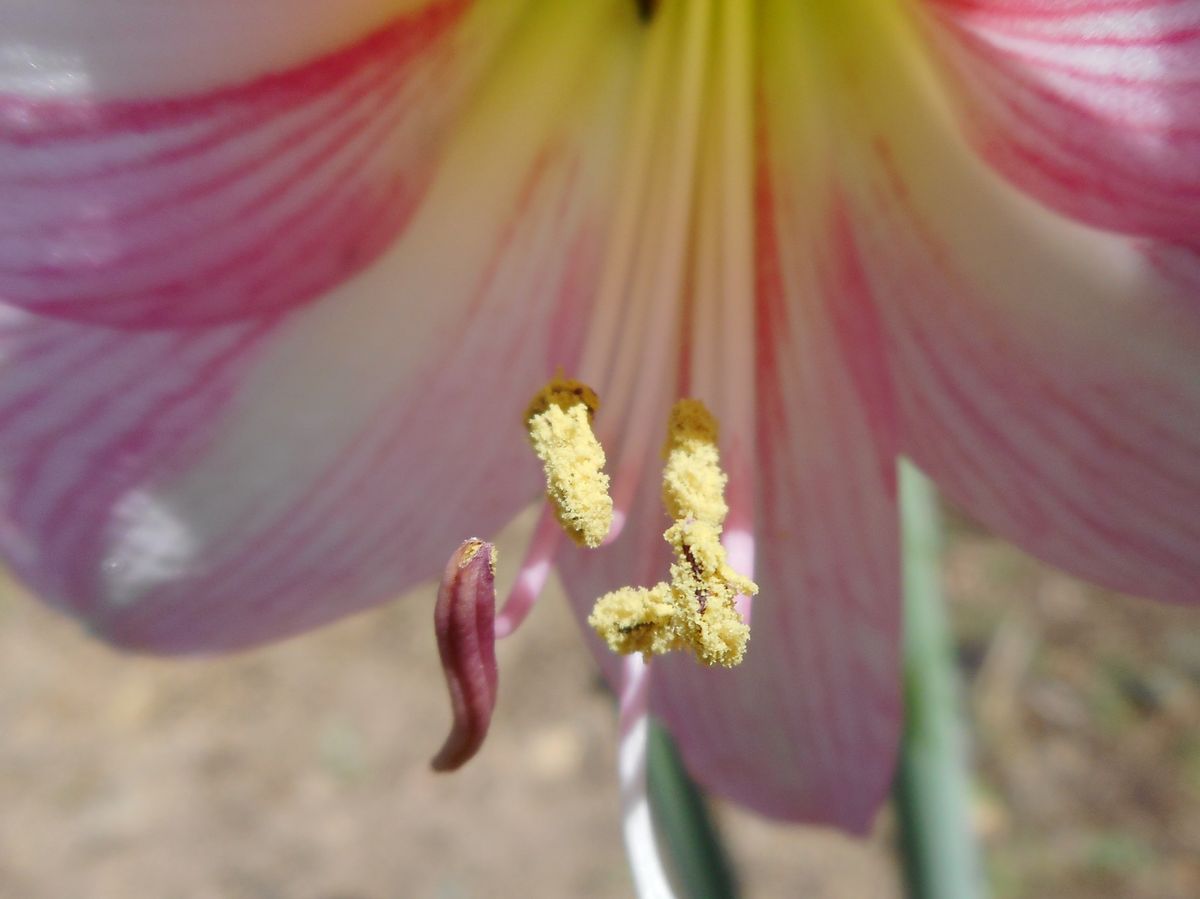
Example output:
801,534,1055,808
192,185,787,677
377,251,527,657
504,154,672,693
617,656,678,899
661,398,728,525
589,584,679,657
577,0,715,545
431,539,499,772
525,377,614,549
685,0,758,628
589,399,756,668
494,506,561,639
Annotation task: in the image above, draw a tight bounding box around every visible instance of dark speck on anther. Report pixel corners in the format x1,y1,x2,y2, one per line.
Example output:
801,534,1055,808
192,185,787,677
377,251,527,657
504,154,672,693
635,0,658,23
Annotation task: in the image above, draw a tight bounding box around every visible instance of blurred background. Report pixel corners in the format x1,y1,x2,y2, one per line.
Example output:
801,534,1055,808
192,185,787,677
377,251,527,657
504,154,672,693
1,505,1198,899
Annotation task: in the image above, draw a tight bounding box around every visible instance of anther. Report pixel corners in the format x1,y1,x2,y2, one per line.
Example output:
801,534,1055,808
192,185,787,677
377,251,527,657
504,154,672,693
526,376,614,549
589,399,756,668
589,584,679,657
661,398,728,525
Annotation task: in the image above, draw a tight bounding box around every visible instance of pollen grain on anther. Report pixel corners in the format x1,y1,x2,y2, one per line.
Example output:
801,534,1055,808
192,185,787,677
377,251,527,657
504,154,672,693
525,376,614,549
588,399,756,668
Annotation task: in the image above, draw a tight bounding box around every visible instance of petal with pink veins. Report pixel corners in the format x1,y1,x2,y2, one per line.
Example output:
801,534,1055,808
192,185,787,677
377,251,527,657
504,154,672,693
558,182,903,831
560,2,905,830
840,4,1200,602
0,1,517,327
915,0,1200,241
647,181,902,833
0,1,644,652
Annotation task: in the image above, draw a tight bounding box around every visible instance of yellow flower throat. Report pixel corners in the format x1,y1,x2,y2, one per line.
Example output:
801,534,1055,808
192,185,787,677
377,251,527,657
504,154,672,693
526,377,756,668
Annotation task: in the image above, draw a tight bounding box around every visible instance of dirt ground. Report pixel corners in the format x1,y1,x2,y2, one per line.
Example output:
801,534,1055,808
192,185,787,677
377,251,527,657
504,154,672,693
0,508,1197,899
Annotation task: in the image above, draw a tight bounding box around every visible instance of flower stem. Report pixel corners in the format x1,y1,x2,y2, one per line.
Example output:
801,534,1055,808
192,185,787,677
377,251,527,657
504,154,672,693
895,461,987,899
647,719,740,898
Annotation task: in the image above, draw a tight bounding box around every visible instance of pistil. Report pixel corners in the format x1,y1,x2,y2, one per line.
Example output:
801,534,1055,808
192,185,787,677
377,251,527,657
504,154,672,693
431,539,499,772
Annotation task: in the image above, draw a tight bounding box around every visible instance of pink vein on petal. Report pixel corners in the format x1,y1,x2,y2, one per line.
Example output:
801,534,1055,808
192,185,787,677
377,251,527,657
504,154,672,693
604,162,903,830
0,1,470,327
98,139,612,653
918,0,1200,239
858,135,1200,602
0,312,274,618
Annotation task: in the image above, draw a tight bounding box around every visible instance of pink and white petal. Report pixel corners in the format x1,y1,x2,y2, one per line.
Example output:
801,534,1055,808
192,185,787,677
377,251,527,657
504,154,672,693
559,9,905,828
645,181,903,831
841,12,1200,602
0,311,273,617
0,1,540,327
914,0,1200,240
0,1,643,652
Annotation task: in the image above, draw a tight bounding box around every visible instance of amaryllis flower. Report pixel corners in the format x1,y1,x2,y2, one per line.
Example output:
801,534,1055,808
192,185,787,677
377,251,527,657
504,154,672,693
2,0,1198,846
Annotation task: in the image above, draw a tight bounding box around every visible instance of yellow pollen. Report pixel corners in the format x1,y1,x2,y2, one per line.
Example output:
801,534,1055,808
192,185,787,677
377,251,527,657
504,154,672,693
660,399,728,525
588,584,679,658
525,377,613,548
589,399,756,668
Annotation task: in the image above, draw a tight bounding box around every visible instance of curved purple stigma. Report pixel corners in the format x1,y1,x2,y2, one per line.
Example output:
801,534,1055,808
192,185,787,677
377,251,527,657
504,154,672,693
430,539,498,772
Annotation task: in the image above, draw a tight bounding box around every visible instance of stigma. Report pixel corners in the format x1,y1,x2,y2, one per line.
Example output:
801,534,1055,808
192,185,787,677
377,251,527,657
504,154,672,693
431,539,499,772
